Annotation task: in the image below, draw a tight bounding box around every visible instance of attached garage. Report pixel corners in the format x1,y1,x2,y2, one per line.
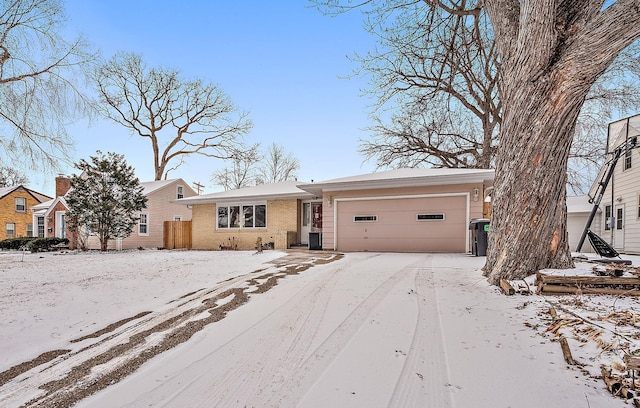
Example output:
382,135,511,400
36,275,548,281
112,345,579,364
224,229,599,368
335,194,468,252
298,168,495,253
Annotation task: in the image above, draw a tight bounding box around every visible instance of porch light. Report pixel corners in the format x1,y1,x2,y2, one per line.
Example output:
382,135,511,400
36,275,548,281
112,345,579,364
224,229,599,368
473,188,479,202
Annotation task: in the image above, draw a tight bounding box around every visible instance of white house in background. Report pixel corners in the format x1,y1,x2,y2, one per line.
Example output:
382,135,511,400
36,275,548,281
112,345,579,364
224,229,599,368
566,195,599,254
588,114,640,255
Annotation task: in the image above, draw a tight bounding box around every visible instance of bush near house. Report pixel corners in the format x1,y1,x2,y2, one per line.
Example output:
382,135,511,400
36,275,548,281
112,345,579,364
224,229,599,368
0,237,37,250
26,238,69,253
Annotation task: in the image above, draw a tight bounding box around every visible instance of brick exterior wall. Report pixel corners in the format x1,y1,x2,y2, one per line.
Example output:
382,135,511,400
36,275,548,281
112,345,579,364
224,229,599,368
0,188,44,239
191,199,300,250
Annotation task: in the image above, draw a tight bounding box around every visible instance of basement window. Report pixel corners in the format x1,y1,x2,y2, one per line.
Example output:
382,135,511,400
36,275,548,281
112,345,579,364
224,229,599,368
416,213,445,221
354,215,377,222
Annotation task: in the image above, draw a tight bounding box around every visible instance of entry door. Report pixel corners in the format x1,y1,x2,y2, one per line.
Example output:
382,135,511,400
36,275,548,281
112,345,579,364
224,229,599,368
301,201,322,244
614,205,625,250
55,211,66,239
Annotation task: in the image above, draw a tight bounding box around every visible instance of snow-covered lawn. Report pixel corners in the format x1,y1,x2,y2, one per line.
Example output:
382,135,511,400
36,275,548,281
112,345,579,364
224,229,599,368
0,249,638,407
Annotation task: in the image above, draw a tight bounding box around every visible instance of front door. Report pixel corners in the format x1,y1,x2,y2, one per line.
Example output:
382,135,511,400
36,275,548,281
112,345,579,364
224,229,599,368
301,201,322,244
55,211,66,239
614,204,625,250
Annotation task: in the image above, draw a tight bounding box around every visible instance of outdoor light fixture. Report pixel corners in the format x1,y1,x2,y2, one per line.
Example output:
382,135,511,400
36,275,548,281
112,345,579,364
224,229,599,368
473,188,479,202
327,195,333,207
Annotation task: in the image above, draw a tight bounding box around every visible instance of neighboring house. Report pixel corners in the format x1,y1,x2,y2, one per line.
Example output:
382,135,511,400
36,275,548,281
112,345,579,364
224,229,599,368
297,168,495,253
177,169,494,253
0,185,51,240
33,177,197,250
588,114,640,254
566,195,599,254
175,181,316,251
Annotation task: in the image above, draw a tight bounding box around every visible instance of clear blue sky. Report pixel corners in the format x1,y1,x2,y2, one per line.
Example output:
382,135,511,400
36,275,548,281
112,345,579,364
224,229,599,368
34,1,379,196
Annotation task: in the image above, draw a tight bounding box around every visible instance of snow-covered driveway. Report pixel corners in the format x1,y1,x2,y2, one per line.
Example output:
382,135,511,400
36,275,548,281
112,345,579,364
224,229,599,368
0,251,622,407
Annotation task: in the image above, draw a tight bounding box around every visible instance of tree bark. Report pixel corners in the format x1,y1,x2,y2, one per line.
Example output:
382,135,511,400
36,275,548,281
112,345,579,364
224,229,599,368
483,0,640,285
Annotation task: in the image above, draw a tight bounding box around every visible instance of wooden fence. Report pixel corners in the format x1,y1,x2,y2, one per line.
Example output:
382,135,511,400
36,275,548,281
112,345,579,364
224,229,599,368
164,221,192,249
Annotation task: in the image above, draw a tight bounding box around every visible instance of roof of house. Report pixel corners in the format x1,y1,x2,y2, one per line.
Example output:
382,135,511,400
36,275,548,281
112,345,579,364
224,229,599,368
141,179,193,195
567,195,596,214
0,185,52,203
174,180,314,205
298,168,495,195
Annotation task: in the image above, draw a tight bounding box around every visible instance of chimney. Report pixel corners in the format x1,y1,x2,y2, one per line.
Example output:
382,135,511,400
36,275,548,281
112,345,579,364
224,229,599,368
55,175,71,197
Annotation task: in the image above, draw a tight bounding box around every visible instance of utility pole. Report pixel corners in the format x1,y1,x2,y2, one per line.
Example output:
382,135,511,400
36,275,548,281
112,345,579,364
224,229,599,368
192,181,204,195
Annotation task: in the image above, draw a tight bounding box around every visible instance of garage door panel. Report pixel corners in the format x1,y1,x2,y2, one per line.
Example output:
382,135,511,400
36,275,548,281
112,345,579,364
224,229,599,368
336,196,467,252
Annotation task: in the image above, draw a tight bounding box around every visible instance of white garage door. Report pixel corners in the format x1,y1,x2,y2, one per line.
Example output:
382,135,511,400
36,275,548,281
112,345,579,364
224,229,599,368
336,195,468,252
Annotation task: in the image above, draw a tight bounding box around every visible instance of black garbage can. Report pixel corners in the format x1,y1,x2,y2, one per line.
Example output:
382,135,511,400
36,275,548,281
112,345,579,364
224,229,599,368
309,232,322,250
469,219,490,256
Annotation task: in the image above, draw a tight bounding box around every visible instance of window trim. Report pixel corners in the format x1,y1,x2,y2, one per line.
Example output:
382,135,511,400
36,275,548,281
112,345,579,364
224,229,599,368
138,212,149,236
15,197,26,213
353,215,378,222
416,213,446,221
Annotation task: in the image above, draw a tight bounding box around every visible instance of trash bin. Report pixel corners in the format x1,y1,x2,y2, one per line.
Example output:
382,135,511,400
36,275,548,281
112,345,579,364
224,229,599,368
469,219,490,256
309,232,322,250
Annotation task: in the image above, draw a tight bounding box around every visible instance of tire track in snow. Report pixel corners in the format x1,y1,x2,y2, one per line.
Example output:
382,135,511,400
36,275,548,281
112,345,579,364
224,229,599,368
0,252,342,408
119,253,368,408
388,258,453,408
275,256,423,407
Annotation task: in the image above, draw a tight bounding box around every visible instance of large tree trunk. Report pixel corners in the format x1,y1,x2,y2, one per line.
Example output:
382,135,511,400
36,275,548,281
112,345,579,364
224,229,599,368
484,74,582,284
482,0,640,285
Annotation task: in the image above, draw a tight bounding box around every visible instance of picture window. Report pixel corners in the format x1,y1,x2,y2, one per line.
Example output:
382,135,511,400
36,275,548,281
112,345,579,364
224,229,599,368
217,204,266,229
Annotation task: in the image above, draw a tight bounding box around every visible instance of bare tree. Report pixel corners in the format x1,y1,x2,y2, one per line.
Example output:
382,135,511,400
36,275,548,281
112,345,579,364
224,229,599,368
0,0,94,170
93,52,253,180
482,0,640,284
317,0,640,284
0,166,28,187
323,1,640,194
335,1,500,169
256,143,300,184
360,96,486,168
211,145,260,190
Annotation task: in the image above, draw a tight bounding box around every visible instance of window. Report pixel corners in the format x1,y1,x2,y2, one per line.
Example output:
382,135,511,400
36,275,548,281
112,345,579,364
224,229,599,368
36,216,45,237
605,205,612,231
302,203,310,227
617,207,624,230
177,185,184,199
417,213,445,221
15,197,26,212
139,213,149,235
6,223,15,237
217,204,266,229
354,215,377,222
255,205,266,228
26,223,33,237
174,215,182,221
624,148,632,170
